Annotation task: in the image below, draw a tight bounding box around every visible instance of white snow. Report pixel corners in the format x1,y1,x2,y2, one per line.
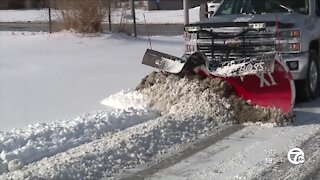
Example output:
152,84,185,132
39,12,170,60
0,34,238,178
0,32,184,131
0,7,200,24
102,74,235,122
0,71,238,178
214,62,249,76
0,108,158,175
138,75,233,122
112,7,200,24
101,89,150,110
0,112,220,179
1,28,320,179
0,9,51,22
149,99,320,179
151,124,320,179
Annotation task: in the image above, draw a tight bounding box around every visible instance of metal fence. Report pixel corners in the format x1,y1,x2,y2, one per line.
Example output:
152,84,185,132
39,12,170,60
1,1,187,35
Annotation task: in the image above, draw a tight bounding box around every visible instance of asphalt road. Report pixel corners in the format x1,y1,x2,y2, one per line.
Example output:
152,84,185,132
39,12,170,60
0,22,184,36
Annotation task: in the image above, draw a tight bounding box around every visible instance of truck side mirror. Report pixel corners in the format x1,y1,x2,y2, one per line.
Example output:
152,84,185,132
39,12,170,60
200,3,209,21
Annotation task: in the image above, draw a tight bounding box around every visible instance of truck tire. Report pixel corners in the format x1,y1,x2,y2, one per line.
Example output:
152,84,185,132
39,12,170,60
296,50,320,101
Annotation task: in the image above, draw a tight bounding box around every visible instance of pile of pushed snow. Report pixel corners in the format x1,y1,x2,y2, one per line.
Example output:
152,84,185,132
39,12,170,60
137,72,234,122
103,72,234,123
105,72,289,125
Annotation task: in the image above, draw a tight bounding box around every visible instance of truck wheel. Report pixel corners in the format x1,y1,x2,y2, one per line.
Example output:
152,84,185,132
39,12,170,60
296,50,320,101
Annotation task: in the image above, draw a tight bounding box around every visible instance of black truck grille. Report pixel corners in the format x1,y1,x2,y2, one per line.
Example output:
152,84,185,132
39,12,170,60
197,30,276,61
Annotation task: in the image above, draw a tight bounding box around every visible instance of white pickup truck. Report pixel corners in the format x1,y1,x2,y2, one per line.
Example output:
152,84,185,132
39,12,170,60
193,0,320,100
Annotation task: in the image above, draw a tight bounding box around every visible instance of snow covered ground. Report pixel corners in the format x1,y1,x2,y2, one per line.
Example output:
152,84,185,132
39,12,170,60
1,31,320,179
0,31,184,131
0,38,233,178
0,7,200,24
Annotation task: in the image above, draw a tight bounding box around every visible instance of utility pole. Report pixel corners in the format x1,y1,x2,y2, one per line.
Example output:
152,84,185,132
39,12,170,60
183,0,189,25
131,0,137,37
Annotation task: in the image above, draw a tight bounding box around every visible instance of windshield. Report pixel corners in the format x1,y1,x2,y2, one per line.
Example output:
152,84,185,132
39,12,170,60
215,0,309,15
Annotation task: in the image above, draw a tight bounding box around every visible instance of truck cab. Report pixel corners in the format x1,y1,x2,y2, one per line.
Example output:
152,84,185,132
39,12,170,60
187,0,320,100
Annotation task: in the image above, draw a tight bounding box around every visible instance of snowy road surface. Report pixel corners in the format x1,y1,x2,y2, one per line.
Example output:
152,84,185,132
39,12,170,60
150,111,320,179
1,32,320,179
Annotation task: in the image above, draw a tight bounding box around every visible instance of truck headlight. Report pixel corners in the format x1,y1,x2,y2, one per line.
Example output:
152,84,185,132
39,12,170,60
279,29,300,39
289,43,301,51
276,42,301,52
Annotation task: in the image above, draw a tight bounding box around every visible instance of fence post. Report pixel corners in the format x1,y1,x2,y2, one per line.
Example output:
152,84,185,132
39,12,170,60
108,0,112,32
48,0,52,33
131,0,137,37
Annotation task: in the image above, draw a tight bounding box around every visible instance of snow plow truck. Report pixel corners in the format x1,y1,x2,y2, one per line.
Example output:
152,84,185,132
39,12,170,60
142,0,320,114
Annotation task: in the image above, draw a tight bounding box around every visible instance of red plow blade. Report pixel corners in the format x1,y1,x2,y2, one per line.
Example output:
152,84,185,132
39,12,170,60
194,59,295,114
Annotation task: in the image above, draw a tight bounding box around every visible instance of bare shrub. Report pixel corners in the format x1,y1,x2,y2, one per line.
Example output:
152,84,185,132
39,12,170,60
55,0,111,33
118,8,131,34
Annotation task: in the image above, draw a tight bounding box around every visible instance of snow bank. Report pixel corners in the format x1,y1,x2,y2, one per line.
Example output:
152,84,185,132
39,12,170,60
0,109,219,179
0,109,158,175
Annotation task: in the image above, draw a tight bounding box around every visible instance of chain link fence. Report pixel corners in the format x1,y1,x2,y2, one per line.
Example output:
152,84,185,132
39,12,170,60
0,0,200,35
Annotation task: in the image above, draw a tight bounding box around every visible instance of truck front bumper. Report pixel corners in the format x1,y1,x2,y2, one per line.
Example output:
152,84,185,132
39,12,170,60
282,52,309,80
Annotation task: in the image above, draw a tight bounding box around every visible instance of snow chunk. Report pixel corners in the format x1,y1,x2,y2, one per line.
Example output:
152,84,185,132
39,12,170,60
8,159,23,172
101,90,150,110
